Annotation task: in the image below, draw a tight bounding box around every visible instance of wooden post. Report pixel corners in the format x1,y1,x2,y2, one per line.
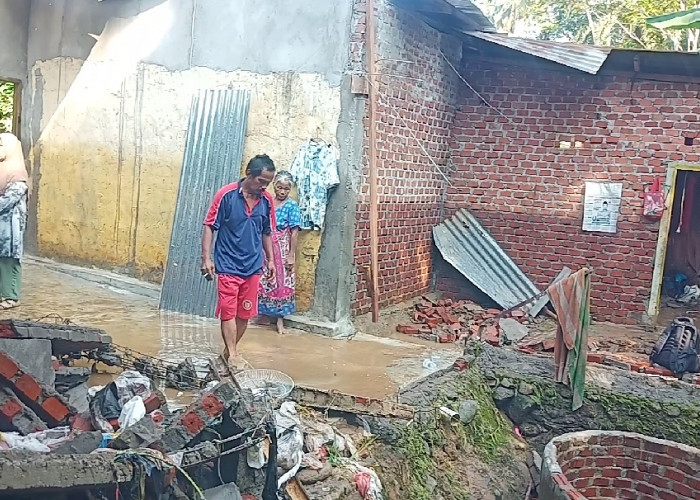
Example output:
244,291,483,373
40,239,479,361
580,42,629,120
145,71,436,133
366,0,380,322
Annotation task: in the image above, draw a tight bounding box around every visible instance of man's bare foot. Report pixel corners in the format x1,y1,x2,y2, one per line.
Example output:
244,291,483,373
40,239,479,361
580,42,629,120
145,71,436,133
276,317,286,335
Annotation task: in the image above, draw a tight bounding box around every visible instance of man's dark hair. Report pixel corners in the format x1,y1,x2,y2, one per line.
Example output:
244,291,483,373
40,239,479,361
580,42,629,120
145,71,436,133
247,154,276,176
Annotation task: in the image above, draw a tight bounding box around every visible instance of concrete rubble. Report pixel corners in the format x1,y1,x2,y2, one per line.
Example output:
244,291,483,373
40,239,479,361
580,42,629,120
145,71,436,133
0,320,398,499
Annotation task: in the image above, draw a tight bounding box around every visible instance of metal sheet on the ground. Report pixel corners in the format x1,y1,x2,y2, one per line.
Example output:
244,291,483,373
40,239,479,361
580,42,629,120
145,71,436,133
159,89,251,317
433,209,541,311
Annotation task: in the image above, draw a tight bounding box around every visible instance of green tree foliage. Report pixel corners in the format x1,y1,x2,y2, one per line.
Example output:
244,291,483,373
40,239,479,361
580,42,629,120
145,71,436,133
476,0,700,50
0,82,14,133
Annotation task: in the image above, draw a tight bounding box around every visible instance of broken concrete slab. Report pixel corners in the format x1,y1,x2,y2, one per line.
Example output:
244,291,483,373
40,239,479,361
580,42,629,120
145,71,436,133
204,482,243,500
283,314,354,338
0,383,47,434
0,320,112,355
0,350,74,425
0,450,133,491
291,385,414,420
0,339,54,388
499,318,529,343
53,430,103,455
55,366,90,392
61,383,89,414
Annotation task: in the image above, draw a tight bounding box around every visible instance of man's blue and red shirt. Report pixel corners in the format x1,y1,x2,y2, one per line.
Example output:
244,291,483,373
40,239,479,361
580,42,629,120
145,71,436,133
204,181,276,278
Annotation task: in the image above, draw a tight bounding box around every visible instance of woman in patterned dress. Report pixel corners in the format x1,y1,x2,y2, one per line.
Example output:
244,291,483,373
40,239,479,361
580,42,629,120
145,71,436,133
258,171,301,333
0,133,29,310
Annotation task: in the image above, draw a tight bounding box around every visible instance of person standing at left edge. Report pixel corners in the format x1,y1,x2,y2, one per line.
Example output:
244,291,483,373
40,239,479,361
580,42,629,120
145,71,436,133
0,133,29,310
201,154,276,366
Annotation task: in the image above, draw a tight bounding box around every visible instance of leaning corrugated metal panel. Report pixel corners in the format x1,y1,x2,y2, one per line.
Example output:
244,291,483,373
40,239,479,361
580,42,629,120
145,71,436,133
433,208,540,310
160,89,251,318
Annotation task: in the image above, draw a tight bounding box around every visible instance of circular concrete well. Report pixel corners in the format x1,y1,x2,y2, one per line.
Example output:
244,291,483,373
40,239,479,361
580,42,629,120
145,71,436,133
540,430,700,500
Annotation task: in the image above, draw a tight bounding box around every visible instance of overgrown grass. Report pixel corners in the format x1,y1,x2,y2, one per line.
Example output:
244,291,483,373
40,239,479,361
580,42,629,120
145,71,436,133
397,367,512,499
456,369,511,462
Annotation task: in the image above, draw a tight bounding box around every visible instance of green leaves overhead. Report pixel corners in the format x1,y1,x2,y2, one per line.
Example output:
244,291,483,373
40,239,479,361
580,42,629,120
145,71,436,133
476,0,700,51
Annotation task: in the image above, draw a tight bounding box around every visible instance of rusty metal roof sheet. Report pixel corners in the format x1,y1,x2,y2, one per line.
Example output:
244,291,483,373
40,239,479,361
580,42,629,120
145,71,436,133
466,31,612,74
433,209,540,311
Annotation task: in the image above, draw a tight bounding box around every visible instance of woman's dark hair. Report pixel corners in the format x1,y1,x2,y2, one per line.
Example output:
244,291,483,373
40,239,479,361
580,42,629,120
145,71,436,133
246,154,276,176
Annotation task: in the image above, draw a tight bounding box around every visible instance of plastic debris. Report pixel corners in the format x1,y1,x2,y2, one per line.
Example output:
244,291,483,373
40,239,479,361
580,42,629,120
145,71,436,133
118,396,146,430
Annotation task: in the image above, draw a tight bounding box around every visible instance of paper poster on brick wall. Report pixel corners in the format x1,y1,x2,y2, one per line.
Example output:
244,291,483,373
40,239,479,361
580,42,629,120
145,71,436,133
582,182,623,233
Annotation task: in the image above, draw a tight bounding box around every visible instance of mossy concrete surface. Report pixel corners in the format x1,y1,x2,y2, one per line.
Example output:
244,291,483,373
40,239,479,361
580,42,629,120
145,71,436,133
474,343,700,451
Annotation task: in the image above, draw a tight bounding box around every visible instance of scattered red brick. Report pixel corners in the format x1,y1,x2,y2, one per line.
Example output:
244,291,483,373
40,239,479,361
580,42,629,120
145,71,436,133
395,296,531,345
453,358,469,371
0,349,74,426
70,412,95,432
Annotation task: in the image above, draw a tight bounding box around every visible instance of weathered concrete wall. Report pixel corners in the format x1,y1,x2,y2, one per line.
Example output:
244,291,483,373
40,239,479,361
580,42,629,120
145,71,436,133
25,0,354,311
0,0,30,82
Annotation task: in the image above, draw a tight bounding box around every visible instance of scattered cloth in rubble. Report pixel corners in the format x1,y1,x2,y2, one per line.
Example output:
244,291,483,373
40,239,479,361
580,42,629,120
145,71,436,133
302,417,356,457
0,432,51,452
247,441,267,469
0,427,75,453
289,139,339,230
275,402,304,487
678,285,700,304
348,461,383,500
90,371,154,432
548,268,591,411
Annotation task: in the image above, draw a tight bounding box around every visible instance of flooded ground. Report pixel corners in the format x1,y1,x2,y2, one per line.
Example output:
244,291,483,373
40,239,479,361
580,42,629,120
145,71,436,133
3,258,459,404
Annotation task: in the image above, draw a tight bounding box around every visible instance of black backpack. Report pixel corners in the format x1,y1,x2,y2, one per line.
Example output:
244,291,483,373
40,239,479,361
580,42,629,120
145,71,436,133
650,317,700,378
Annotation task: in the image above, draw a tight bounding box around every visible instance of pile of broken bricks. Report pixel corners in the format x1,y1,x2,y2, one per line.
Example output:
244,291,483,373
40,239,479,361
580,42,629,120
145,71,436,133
0,319,272,498
397,297,531,345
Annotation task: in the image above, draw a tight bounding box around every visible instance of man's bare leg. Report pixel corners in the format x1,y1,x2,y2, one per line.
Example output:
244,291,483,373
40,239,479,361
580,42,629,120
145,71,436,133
235,317,250,345
221,319,238,362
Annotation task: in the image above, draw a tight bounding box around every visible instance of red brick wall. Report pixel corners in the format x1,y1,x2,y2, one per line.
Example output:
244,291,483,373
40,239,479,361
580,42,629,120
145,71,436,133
445,62,700,323
350,0,461,314
545,431,700,500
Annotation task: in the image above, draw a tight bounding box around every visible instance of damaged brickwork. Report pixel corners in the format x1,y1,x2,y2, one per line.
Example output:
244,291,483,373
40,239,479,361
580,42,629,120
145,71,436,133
540,430,700,500
444,62,700,324
350,0,462,314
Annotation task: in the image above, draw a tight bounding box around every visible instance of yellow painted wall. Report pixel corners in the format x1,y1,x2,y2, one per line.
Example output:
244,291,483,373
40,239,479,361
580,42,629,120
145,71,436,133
31,58,339,311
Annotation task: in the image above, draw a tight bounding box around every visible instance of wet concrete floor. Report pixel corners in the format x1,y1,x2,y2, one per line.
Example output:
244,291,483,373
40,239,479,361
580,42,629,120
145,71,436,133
3,258,459,403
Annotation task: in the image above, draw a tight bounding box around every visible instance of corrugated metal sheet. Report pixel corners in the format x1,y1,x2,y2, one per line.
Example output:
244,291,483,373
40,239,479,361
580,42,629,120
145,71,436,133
159,89,251,317
392,0,496,34
433,209,540,310
466,32,612,74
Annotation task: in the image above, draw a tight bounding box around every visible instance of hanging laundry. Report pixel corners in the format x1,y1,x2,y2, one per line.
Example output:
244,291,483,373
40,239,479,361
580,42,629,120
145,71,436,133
548,268,591,411
289,139,339,230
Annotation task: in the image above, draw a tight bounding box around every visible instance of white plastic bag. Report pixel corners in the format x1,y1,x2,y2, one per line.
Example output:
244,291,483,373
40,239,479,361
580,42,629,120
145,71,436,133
118,396,146,429
0,432,51,453
275,402,304,487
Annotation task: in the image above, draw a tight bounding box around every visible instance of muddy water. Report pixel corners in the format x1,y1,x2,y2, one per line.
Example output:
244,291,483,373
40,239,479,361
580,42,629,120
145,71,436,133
3,260,458,403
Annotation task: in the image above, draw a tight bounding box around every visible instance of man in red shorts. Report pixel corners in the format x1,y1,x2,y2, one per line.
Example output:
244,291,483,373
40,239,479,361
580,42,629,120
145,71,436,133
201,154,276,365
